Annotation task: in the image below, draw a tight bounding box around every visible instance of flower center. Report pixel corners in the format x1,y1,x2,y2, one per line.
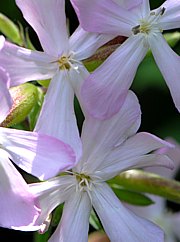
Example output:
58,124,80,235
58,55,71,70
75,173,92,192
56,52,81,71
132,7,165,35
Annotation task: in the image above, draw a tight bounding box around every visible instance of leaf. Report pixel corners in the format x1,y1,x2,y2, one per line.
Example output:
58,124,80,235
89,210,102,230
0,13,23,45
110,184,154,206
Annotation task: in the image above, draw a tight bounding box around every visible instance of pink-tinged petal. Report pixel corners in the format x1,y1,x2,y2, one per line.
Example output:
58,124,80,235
0,41,57,86
146,138,180,179
159,0,180,30
96,132,174,180
49,191,91,242
75,91,141,173
0,68,12,123
98,154,174,181
0,150,40,230
92,183,164,242
81,34,148,120
16,0,69,56
0,127,76,180
71,0,137,36
29,175,75,231
149,33,180,112
112,0,142,10
69,26,115,60
34,71,82,162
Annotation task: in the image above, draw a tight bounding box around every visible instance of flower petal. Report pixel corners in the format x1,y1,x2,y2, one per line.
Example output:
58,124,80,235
69,26,115,60
92,182,164,242
71,0,137,36
81,34,148,119
34,71,82,162
29,175,76,231
75,91,141,173
96,132,174,180
0,35,5,50
0,150,40,231
159,0,180,30
68,65,89,107
152,138,180,178
49,192,91,242
0,41,57,86
112,0,142,10
0,127,76,180
16,0,69,56
0,68,12,123
149,33,180,112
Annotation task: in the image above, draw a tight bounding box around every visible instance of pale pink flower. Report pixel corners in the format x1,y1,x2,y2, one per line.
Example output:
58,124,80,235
24,91,174,242
0,0,113,160
0,117,76,230
0,94,77,229
71,0,180,119
0,77,77,230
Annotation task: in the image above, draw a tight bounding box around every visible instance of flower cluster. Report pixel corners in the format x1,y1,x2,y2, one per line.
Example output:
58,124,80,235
0,0,179,242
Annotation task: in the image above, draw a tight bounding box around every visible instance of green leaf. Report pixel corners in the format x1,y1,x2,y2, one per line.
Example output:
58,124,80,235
111,170,180,203
110,184,154,206
34,230,51,242
132,55,167,91
89,210,102,230
1,83,38,128
37,79,50,88
0,13,23,45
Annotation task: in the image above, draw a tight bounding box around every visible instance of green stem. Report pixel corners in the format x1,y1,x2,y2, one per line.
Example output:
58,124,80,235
112,170,180,203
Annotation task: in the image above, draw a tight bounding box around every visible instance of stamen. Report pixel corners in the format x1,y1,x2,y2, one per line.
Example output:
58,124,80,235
38,214,52,234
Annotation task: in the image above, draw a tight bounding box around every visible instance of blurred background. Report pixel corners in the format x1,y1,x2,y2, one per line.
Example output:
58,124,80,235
0,0,179,241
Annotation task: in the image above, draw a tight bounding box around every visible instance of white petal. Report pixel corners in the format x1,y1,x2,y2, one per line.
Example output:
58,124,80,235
0,35,5,49
69,26,115,60
81,34,148,119
159,0,180,30
29,175,76,229
16,0,69,56
0,150,40,230
34,71,82,161
0,127,76,180
68,65,89,107
0,41,57,86
139,0,150,17
92,182,164,242
49,192,91,242
0,68,12,123
149,33,180,112
96,132,174,179
75,91,141,173
151,138,180,178
112,0,142,10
